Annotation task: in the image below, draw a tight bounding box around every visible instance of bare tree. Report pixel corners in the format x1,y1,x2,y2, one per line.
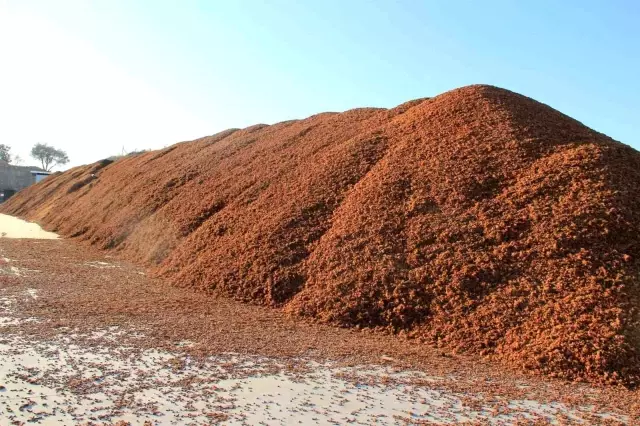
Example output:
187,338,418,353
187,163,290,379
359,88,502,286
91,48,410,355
30,143,70,171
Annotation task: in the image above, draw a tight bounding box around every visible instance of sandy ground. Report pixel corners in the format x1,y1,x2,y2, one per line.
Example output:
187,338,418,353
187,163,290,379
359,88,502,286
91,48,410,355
0,215,638,424
0,214,58,239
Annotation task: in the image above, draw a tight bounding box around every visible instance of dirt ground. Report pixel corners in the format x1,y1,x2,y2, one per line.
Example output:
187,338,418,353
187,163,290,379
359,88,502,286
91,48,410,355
0,216,639,424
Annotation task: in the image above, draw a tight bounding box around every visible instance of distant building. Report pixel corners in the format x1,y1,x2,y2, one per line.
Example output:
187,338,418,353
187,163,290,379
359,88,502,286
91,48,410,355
0,160,51,202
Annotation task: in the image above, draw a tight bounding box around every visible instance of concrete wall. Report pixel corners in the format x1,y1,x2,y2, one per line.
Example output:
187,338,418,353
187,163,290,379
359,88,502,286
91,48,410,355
0,161,45,193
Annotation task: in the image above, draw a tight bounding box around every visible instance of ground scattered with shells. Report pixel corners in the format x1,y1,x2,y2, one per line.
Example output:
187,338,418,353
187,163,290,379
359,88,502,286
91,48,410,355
1,234,639,424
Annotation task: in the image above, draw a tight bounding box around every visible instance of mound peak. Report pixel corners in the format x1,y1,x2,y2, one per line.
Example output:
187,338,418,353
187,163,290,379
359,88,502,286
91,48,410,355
4,85,640,386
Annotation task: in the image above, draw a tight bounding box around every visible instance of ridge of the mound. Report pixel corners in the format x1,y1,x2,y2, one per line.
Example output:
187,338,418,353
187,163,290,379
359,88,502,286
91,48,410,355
3,84,640,387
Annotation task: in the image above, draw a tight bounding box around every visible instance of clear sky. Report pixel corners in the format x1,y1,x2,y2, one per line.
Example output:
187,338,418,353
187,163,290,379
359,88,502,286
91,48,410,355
1,0,638,169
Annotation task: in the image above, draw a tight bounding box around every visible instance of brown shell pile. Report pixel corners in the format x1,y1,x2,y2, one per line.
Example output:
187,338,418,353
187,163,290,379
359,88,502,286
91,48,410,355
4,85,640,386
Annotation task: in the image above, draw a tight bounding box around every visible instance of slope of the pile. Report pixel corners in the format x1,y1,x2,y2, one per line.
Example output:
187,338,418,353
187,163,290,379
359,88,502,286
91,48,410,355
3,85,639,387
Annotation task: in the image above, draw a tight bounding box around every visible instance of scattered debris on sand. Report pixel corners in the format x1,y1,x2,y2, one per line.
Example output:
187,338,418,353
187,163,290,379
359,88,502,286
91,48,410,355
3,85,640,386
1,237,639,424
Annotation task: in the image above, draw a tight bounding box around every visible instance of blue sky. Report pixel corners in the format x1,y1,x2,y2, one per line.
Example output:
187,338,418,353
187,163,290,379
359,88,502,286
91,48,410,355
1,1,638,167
